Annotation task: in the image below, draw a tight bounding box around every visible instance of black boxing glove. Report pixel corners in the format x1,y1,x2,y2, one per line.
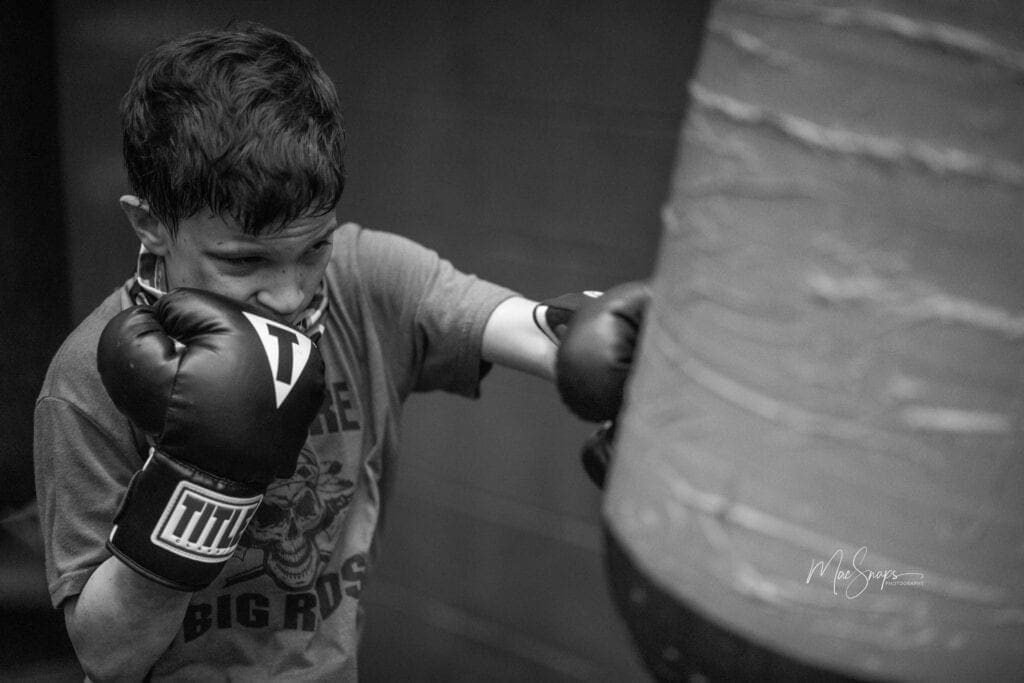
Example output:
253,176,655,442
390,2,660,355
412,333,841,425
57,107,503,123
97,288,325,591
539,283,647,488
580,421,616,489
555,281,649,423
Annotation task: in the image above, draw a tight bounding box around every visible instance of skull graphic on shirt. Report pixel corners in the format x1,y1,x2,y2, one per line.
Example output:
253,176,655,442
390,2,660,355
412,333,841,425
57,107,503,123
240,448,354,591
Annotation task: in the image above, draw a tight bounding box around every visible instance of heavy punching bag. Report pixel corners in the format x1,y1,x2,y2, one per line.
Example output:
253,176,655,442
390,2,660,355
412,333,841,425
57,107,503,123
604,0,1024,680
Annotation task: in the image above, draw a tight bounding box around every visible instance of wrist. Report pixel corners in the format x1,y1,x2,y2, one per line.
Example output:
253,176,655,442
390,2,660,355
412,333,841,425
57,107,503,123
533,290,602,344
108,448,263,591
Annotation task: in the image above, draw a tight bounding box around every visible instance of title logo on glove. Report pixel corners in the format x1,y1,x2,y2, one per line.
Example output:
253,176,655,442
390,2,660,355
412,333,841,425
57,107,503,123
242,313,314,408
151,481,262,562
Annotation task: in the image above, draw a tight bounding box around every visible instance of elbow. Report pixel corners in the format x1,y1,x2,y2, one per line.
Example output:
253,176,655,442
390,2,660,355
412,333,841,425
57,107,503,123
68,631,140,682
78,660,124,683
65,601,152,682
71,636,150,682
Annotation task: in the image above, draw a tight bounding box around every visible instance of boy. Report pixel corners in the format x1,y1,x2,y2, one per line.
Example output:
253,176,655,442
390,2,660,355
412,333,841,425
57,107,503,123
34,22,642,680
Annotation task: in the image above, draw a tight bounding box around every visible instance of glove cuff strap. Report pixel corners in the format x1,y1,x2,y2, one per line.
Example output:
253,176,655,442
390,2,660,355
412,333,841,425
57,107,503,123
108,448,263,591
534,291,603,344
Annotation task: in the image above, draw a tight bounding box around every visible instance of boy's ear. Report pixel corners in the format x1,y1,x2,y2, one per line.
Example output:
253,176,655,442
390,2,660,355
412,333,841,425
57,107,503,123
120,195,172,254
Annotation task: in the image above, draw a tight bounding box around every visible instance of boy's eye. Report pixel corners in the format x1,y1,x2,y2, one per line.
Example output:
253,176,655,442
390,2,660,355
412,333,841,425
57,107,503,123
216,254,264,267
303,240,332,259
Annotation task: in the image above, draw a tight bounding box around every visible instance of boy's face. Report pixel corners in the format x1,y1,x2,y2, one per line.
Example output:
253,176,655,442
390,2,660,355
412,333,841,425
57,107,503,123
126,198,338,326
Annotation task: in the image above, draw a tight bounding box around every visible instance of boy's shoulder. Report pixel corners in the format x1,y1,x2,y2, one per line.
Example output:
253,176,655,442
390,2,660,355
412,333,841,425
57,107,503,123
327,222,441,276
39,283,131,402
331,221,420,257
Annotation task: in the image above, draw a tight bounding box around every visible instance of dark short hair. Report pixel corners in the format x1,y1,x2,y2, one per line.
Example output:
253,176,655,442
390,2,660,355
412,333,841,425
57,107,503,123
121,22,346,236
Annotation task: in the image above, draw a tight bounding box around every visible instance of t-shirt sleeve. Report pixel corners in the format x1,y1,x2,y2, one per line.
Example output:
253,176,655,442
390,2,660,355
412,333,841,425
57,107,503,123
351,227,518,398
33,297,144,609
34,396,139,608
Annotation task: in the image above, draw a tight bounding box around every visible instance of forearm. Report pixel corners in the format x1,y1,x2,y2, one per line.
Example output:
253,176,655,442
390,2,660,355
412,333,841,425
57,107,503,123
65,556,191,681
481,296,557,381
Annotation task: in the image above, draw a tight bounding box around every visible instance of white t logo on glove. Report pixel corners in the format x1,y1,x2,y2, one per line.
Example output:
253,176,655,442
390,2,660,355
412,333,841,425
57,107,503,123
242,312,314,408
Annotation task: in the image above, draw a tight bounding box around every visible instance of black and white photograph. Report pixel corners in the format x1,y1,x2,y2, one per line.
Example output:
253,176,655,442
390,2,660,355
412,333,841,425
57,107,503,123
2,1,1021,680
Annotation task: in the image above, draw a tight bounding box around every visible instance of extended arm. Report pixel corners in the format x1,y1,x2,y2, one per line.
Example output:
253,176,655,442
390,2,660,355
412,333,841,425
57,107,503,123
482,284,648,488
481,285,647,401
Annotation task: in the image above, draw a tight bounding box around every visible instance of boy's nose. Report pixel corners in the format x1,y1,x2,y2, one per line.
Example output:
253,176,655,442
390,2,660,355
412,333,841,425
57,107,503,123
255,271,307,322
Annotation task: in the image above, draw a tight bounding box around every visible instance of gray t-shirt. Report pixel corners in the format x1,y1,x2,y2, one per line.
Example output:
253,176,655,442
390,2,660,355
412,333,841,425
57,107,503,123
34,223,516,680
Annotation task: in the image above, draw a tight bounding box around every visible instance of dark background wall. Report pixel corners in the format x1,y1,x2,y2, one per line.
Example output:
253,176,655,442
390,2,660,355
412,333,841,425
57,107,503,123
0,2,76,677
3,1,707,678
1,5,68,513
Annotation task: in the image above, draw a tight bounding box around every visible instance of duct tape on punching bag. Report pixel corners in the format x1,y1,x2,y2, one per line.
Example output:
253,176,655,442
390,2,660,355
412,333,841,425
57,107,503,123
604,1,1024,680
